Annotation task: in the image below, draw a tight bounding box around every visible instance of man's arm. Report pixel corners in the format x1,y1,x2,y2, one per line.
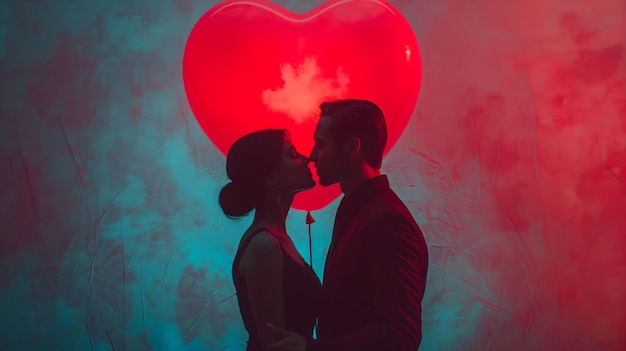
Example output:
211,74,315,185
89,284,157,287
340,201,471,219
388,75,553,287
307,214,428,351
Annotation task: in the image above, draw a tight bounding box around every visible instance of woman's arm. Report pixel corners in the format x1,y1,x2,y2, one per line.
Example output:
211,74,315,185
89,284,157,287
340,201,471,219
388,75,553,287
242,231,286,350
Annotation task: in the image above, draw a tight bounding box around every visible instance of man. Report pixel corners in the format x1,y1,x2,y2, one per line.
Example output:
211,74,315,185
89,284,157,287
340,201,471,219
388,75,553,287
267,99,429,351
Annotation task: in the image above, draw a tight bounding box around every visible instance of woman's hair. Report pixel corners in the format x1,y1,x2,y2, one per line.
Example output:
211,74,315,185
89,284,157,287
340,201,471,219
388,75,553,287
218,129,289,219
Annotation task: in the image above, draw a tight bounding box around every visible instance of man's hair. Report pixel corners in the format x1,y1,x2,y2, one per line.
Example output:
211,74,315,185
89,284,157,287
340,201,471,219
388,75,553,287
319,99,387,169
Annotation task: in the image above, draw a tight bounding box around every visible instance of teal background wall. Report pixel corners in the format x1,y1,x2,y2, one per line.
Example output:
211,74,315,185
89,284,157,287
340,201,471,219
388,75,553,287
1,0,625,350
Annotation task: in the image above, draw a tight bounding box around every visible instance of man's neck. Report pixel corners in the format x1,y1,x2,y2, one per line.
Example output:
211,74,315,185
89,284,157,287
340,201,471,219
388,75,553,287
339,167,381,196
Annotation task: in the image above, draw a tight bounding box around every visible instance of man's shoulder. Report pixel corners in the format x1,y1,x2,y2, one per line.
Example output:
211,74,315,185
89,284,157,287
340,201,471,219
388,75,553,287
364,188,413,216
344,197,390,237
364,194,427,247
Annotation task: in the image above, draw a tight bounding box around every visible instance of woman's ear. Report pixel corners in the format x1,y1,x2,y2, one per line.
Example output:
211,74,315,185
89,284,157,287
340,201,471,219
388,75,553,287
264,172,279,187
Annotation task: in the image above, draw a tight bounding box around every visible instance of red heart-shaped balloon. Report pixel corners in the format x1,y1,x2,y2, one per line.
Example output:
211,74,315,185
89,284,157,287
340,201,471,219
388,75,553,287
183,0,421,211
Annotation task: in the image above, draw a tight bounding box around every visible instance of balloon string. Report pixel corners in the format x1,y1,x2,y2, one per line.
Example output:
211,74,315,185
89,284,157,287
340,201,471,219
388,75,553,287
306,211,315,267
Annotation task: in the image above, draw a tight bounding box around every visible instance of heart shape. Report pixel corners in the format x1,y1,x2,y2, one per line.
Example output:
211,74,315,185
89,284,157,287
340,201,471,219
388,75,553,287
183,0,421,211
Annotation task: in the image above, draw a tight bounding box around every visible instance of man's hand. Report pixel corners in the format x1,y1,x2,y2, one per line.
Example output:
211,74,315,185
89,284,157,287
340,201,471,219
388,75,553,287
266,323,307,351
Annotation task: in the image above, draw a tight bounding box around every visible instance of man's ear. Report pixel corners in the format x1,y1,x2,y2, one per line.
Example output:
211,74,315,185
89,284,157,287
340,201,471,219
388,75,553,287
345,137,361,158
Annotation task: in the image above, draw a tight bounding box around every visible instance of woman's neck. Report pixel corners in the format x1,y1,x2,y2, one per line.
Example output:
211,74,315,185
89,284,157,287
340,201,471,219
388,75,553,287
252,192,294,233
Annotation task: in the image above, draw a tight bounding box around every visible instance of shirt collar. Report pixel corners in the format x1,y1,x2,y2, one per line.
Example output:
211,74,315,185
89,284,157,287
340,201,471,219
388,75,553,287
337,175,390,216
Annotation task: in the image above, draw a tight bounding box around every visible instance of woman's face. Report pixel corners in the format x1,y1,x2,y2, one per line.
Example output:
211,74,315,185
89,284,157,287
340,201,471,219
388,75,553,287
273,139,316,194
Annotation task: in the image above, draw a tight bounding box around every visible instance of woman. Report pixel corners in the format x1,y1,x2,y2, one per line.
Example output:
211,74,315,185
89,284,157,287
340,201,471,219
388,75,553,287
219,129,322,351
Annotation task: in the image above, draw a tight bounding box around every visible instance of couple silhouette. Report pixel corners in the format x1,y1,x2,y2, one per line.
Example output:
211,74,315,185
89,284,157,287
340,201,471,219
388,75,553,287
219,99,429,351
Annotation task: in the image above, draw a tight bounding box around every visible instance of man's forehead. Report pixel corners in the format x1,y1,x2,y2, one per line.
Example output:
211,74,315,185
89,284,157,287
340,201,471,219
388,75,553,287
315,116,332,134
318,115,332,125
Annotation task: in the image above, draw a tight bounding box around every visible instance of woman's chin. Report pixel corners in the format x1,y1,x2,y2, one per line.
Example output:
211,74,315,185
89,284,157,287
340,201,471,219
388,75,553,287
293,182,316,194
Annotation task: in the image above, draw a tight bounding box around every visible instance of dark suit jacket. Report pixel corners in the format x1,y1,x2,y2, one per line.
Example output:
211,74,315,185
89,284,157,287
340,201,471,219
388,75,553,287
308,175,429,351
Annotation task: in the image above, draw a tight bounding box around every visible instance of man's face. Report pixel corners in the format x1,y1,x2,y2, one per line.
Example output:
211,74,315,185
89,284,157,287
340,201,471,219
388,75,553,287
309,116,348,186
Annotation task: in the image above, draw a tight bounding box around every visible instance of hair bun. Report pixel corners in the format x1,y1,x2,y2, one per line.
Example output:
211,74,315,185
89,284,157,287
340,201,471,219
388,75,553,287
218,181,256,219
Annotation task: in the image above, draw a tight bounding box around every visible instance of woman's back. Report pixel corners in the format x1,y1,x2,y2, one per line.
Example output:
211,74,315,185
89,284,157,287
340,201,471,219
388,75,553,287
232,228,322,350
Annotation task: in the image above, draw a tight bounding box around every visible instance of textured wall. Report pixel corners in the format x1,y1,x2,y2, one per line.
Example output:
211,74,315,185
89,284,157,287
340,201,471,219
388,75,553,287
0,0,625,350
